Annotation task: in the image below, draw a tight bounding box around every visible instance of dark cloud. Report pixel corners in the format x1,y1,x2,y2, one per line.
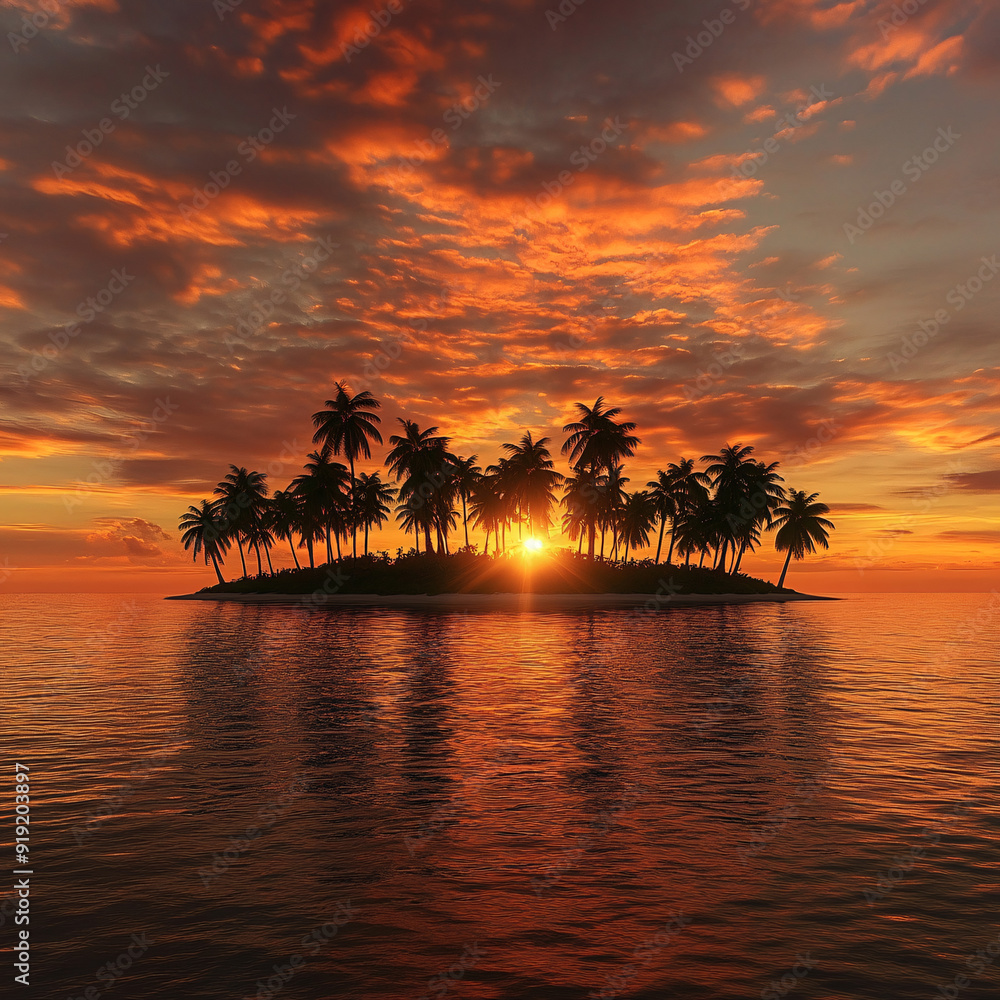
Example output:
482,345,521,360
945,469,1000,493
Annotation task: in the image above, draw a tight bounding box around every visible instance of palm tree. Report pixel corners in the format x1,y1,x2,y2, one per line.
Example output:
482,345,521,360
311,383,383,558
268,489,304,569
213,465,268,578
561,470,600,555
647,471,677,564
394,501,424,555
703,443,757,572
562,397,640,557
290,462,335,568
356,472,396,555
470,475,507,555
598,464,629,559
730,461,786,573
648,458,712,564
179,500,231,585
561,396,641,473
674,488,720,568
247,512,275,575
618,490,658,563
449,454,481,548
386,419,450,553
770,490,835,588
501,432,563,539
433,497,460,554
482,457,519,550
298,449,351,563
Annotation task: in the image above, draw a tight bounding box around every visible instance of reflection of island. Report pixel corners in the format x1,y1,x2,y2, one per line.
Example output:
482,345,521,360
159,594,850,998
177,384,835,595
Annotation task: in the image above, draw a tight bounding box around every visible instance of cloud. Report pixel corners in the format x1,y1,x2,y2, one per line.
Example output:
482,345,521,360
828,502,885,512
0,0,997,585
84,517,170,562
944,469,1000,492
936,530,1000,545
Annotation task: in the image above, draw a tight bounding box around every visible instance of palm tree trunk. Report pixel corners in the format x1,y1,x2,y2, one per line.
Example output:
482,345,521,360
733,542,746,574
577,531,584,555
287,535,301,569
423,523,433,554
210,552,225,585
334,530,342,560
325,527,333,565
306,537,315,569
349,455,357,559
777,549,793,588
655,517,666,563
253,541,263,575
666,525,677,566
364,521,369,556
715,539,729,572
264,544,274,575
236,538,247,578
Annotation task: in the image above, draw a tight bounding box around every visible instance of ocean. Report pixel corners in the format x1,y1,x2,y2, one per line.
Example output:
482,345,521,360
3,592,998,999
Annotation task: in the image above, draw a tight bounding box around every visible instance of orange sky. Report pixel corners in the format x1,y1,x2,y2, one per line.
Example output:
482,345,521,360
1,0,998,592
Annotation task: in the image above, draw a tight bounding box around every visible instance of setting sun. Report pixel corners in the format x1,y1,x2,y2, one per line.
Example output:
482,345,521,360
524,538,544,552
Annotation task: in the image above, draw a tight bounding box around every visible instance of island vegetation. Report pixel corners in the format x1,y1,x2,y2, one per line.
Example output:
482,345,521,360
179,384,835,595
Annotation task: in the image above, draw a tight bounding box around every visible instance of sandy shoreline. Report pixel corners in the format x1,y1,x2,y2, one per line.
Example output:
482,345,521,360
165,591,837,607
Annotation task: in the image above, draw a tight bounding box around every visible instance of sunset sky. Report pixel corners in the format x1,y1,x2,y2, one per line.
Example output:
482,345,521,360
1,0,998,593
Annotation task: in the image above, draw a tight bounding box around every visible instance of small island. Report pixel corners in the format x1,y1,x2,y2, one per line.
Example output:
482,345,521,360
173,385,835,604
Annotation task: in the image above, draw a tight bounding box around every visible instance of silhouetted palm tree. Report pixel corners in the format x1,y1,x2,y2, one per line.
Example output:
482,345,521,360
730,460,786,573
562,397,640,557
291,460,335,568
649,458,712,564
449,454,481,548
311,383,383,558
561,470,599,555
180,500,231,585
674,489,721,567
394,500,424,555
213,465,268,577
502,432,564,538
470,475,507,555
703,443,757,572
771,490,835,588
299,449,351,562
598,464,629,559
268,489,303,569
387,419,450,553
618,490,658,563
647,471,677,564
356,472,396,555
483,456,519,549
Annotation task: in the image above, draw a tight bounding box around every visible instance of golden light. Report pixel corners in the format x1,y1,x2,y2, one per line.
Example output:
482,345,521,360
524,537,544,552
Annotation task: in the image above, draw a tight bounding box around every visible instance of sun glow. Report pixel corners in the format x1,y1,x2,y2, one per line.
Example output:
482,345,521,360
524,538,544,552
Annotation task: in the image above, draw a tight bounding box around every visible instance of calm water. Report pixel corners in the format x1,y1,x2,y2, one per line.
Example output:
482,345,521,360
3,593,998,1000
